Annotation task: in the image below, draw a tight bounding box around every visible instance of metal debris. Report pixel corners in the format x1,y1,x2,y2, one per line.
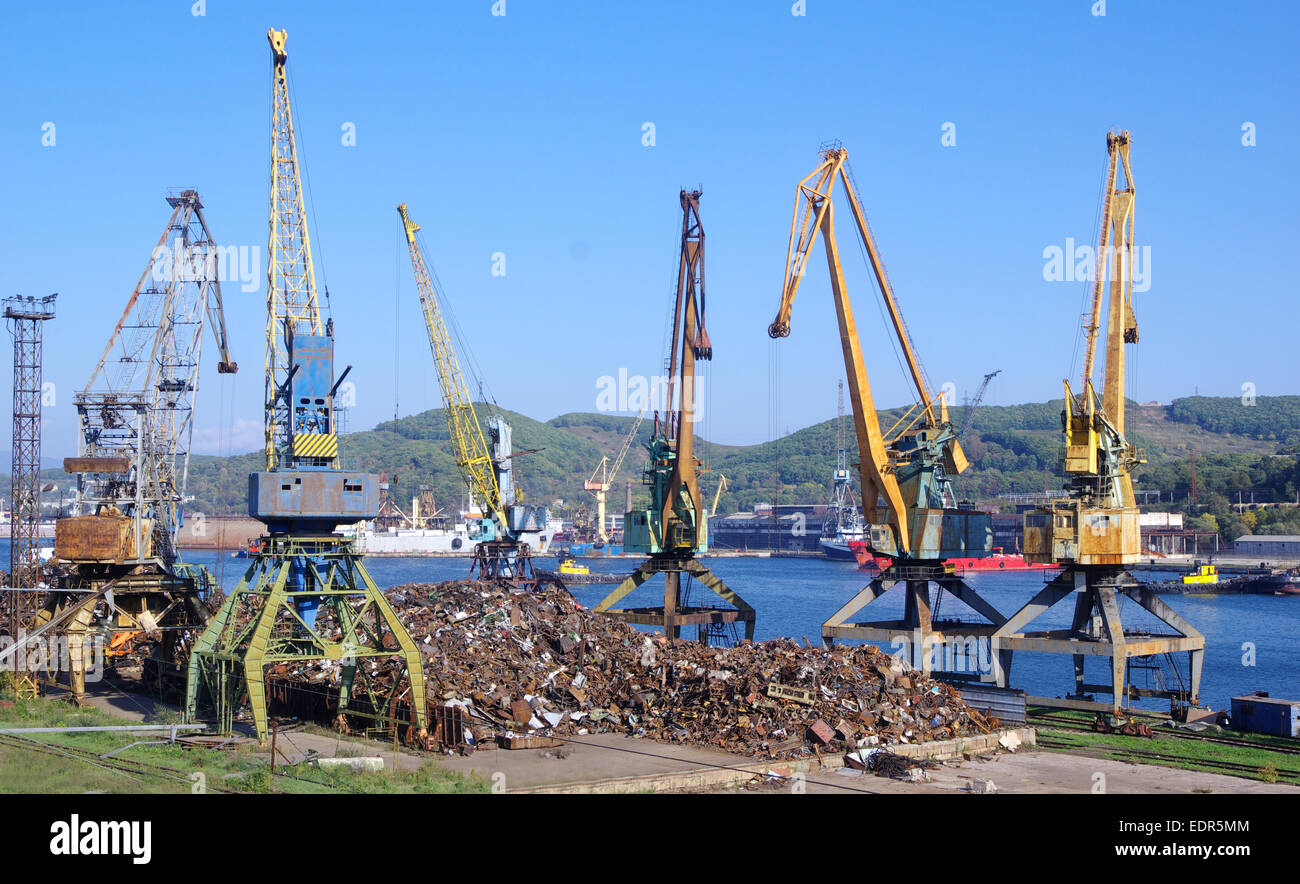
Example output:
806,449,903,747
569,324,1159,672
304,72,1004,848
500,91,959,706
278,580,995,760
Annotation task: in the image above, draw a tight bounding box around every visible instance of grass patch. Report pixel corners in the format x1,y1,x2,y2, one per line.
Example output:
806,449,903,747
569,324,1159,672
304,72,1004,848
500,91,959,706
0,693,487,794
1031,722,1300,785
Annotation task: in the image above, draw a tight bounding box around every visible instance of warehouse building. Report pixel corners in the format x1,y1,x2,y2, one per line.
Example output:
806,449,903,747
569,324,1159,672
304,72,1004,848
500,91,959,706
1233,535,1300,558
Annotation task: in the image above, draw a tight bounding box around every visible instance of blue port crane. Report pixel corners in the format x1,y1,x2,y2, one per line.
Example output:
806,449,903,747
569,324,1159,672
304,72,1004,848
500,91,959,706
185,28,427,744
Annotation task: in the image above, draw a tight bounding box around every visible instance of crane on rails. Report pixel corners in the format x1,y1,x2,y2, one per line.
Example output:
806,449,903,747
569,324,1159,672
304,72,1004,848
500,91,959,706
593,190,755,644
397,202,552,582
26,191,236,704
767,144,1004,674
185,29,428,744
997,131,1204,714
584,409,646,545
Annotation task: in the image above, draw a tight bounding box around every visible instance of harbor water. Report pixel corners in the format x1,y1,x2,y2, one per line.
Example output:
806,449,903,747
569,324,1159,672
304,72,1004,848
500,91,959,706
179,549,1298,713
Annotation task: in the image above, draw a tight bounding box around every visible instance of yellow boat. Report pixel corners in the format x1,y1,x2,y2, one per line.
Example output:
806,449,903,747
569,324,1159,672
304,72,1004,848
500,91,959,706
557,555,590,577
1181,564,1218,585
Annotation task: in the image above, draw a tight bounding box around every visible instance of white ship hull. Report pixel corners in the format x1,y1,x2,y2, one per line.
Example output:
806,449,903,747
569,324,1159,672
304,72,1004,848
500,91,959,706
350,522,555,556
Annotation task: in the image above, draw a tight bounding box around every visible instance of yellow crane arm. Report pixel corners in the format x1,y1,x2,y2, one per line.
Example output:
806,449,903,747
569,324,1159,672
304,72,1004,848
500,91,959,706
265,27,323,470
397,203,504,522
710,474,727,517
607,408,645,488
768,148,914,553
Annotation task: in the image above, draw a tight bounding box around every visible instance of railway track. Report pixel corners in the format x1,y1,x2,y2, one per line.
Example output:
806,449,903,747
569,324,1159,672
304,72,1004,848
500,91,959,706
1029,714,1300,756
1035,734,1300,780
0,732,239,793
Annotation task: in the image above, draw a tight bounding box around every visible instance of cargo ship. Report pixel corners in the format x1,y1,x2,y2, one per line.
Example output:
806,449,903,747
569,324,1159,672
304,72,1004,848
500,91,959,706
342,513,558,556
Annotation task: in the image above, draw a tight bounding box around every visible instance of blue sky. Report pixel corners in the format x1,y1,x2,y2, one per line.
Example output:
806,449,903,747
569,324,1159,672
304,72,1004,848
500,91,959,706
1,0,1296,460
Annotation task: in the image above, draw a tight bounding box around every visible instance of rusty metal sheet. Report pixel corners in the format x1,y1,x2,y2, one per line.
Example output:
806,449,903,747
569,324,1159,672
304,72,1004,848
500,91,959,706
54,515,151,562
63,456,130,474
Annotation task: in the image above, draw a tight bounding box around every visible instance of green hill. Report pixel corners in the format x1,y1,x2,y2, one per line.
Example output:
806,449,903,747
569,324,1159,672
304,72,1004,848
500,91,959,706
167,396,1300,542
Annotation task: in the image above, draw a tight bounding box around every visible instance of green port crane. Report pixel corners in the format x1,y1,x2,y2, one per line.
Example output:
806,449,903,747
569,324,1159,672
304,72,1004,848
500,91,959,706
593,189,754,643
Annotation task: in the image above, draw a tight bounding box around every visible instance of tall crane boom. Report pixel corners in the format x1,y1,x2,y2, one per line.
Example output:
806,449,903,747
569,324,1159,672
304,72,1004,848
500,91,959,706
70,190,237,565
584,409,645,543
960,369,1001,436
768,145,985,561
398,203,503,526
265,27,325,471
396,202,551,569
1060,130,1140,511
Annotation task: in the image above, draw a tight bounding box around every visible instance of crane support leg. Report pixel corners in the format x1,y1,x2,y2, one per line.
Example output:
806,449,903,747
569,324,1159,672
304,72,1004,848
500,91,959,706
184,536,429,745
593,556,755,645
990,566,1205,712
824,563,1008,683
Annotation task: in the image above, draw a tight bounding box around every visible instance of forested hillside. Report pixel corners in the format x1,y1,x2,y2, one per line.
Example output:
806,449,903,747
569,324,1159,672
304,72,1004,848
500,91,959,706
160,395,1300,545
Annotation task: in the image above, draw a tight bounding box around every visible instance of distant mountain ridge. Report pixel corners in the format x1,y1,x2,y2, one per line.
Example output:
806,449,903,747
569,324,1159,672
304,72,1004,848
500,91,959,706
172,395,1300,519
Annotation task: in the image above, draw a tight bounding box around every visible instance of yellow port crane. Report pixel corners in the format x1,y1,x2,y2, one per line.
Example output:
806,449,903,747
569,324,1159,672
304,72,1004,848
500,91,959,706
584,409,646,544
768,144,989,561
768,144,1000,665
398,203,551,579
996,131,1204,713
398,203,502,526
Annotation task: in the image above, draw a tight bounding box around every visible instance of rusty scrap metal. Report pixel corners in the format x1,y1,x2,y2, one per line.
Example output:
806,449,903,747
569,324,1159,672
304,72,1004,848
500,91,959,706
273,580,993,761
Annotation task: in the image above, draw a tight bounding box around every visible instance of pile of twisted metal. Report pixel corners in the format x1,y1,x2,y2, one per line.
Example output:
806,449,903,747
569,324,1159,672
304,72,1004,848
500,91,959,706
265,580,999,760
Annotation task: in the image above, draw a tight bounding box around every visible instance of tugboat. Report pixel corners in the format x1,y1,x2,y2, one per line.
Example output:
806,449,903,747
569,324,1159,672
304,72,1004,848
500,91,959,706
540,555,626,586
1139,563,1257,594
557,555,591,578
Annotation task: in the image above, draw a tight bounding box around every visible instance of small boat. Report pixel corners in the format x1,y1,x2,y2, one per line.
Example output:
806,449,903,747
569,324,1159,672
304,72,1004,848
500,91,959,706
232,540,262,558
558,556,591,577
539,555,626,585
1180,564,1219,585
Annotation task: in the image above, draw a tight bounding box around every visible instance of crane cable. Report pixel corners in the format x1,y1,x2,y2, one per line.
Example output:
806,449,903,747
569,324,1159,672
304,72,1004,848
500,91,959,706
285,66,332,320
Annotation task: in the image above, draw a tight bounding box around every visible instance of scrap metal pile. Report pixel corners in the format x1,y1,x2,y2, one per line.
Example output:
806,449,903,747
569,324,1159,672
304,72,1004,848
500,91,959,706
278,580,998,759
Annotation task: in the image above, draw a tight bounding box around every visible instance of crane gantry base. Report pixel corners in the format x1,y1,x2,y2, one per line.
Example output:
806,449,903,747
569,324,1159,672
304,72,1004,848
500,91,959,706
987,566,1204,714
822,563,1012,683
37,565,216,704
593,556,755,645
183,535,428,745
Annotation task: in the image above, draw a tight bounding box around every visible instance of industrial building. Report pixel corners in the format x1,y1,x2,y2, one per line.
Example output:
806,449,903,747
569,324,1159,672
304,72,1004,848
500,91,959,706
1233,535,1300,559
711,504,835,553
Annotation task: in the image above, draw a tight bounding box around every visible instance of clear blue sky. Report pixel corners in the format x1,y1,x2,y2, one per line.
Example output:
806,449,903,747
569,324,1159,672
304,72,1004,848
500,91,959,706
1,0,1296,461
